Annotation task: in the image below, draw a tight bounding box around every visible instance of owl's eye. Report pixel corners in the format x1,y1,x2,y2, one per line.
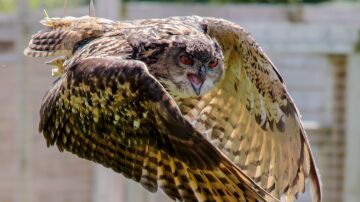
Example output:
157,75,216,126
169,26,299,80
180,54,193,65
208,58,218,68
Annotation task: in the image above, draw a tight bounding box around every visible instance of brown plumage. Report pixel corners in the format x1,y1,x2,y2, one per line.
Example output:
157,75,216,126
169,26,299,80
24,15,321,202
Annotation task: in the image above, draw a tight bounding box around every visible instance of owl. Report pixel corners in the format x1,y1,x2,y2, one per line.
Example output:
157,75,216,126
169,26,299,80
24,14,321,202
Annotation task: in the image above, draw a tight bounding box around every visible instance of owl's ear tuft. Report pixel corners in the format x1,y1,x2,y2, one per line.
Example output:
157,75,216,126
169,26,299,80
200,22,208,34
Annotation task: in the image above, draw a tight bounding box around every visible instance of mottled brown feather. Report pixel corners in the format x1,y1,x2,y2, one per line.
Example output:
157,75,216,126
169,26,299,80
38,57,276,202
179,17,321,201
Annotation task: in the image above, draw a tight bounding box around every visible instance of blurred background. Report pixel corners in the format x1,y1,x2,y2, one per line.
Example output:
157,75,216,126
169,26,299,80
0,0,359,202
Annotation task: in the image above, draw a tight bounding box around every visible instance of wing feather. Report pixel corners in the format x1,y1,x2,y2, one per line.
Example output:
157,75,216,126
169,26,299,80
39,57,276,202
179,16,321,202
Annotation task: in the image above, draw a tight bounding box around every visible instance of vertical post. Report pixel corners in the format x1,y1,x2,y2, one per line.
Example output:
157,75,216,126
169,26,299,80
15,0,32,202
326,55,347,202
344,53,360,202
92,165,128,202
91,1,125,202
95,0,120,20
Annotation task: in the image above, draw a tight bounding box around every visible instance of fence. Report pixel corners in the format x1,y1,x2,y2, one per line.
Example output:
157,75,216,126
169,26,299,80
0,1,359,202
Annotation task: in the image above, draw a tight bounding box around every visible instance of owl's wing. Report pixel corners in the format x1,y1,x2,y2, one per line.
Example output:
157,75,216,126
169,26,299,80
40,57,278,202
180,17,321,201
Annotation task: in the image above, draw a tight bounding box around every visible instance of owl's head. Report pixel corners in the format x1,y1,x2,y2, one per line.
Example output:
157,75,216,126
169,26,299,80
135,30,224,99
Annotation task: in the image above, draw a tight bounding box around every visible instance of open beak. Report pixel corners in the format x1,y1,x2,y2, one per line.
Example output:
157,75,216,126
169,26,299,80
187,66,207,96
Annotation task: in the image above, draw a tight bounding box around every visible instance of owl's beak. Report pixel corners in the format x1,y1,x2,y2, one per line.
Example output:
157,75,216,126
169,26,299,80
187,66,207,96
198,65,207,80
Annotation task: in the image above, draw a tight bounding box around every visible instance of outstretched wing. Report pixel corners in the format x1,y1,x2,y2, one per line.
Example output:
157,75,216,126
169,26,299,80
40,57,277,202
179,17,321,201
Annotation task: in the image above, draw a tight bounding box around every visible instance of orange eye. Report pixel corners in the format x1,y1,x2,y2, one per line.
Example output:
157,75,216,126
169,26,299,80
208,58,218,68
180,54,193,65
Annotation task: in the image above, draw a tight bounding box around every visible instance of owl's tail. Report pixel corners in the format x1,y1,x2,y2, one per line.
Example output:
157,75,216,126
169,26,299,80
24,16,114,58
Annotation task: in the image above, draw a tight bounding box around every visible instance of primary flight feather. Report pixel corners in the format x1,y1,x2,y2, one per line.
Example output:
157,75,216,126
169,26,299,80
24,14,321,202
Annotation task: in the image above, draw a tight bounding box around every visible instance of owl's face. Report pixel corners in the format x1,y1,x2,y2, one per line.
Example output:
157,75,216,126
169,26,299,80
146,35,224,99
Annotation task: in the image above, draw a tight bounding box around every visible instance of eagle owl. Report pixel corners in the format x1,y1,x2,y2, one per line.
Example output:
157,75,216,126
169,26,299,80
24,14,321,202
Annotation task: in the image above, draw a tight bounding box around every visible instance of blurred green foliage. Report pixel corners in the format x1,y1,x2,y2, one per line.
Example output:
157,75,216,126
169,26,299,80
127,0,331,2
28,0,88,9
0,0,15,12
3,0,358,13
0,0,87,13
